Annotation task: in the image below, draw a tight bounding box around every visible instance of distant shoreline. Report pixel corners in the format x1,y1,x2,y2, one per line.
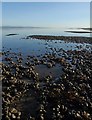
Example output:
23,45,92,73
1,26,92,30
6,34,19,36
65,31,92,33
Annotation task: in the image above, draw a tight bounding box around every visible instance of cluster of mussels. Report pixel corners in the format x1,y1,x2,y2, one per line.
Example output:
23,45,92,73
26,35,92,44
2,47,92,120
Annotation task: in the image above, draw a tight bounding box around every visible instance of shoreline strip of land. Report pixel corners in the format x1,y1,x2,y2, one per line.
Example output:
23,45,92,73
26,35,92,44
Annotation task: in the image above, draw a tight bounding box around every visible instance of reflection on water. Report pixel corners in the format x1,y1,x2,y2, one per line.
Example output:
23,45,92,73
2,27,91,55
2,27,91,79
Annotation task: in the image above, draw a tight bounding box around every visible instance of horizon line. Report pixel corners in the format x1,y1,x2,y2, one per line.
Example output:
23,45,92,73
0,26,91,30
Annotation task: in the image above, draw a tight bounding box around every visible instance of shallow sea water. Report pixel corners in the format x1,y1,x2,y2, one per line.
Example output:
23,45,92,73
2,27,91,54
2,27,91,79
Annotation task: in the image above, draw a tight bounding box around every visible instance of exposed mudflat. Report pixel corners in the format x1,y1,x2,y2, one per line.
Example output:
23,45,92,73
2,39,92,119
26,35,92,44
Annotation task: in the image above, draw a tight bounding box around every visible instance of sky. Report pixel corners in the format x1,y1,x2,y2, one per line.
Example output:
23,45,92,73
2,2,90,28
0,3,2,27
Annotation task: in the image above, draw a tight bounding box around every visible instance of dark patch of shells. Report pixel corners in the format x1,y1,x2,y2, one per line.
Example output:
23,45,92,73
2,45,92,120
26,35,92,44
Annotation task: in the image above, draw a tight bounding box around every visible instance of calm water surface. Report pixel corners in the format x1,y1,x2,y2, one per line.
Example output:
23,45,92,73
2,27,91,57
